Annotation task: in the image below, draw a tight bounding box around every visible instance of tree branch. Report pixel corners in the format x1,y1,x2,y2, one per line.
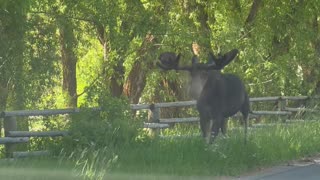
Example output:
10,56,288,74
245,0,262,25
29,11,94,23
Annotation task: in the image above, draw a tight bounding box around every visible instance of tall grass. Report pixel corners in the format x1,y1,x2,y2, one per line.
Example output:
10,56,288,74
113,120,320,176
2,120,320,180
58,146,118,180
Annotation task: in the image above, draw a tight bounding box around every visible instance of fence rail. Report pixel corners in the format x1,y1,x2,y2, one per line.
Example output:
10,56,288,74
0,96,319,158
0,108,101,117
6,131,68,137
0,137,30,144
13,151,50,158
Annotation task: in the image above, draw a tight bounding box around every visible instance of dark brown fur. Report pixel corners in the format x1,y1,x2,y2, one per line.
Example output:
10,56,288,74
157,50,249,143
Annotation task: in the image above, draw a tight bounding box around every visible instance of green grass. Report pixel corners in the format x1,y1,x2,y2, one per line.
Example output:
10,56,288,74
114,120,320,176
0,158,78,180
0,167,77,180
2,120,320,180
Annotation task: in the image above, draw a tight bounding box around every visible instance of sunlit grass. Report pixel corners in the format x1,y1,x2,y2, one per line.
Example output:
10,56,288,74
1,119,320,179
114,120,320,176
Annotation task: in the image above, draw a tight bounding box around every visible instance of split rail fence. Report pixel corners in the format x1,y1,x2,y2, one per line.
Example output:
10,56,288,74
0,96,319,158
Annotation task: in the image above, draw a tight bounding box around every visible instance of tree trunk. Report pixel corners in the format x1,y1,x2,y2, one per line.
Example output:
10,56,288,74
58,18,78,108
110,62,124,97
243,0,262,39
196,2,213,54
182,1,214,54
123,33,158,104
13,51,28,132
312,15,320,95
0,1,29,151
95,22,124,97
245,0,262,25
123,62,145,104
0,86,8,137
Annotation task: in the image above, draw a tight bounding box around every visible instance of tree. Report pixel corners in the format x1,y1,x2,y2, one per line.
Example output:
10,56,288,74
0,1,29,133
57,17,78,107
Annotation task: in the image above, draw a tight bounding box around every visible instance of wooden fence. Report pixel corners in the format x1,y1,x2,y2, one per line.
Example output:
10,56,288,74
0,96,319,158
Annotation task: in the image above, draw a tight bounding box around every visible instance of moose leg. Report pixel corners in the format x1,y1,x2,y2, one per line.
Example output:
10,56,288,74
210,116,223,143
241,100,250,144
198,107,213,143
199,112,208,138
221,118,228,136
205,120,214,144
242,112,248,144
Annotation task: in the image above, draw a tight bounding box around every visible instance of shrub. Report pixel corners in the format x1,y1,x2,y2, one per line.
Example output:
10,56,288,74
52,95,139,179
60,96,138,153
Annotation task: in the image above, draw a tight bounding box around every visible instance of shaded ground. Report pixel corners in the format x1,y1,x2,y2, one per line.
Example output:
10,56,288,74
107,155,320,180
241,164,320,180
1,155,320,180
0,167,78,180
106,173,233,180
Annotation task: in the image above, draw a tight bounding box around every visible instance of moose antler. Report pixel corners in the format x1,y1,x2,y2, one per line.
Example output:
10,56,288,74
208,49,239,69
157,52,219,71
157,52,191,71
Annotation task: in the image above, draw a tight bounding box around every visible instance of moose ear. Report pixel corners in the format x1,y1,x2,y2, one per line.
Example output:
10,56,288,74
220,49,239,67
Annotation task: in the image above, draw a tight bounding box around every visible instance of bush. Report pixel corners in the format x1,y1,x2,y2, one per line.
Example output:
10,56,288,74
52,95,139,179
60,96,138,153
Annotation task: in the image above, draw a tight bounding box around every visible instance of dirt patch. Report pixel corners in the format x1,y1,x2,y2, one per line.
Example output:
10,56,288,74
287,153,320,166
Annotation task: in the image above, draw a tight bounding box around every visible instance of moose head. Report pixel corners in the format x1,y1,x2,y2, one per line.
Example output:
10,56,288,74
157,49,249,144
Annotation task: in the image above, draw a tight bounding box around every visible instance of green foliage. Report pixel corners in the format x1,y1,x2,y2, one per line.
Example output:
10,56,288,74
50,95,140,179
114,120,320,176
1,1,320,176
62,146,118,180
2,119,320,179
60,96,138,152
2,0,319,112
26,116,68,153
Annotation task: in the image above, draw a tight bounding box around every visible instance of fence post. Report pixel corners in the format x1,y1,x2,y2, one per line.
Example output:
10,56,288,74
277,97,286,111
0,86,9,143
4,116,17,158
306,96,316,109
278,97,288,121
148,103,160,137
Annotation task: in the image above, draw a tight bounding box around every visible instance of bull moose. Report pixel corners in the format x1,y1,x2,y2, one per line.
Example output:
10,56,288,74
157,49,249,144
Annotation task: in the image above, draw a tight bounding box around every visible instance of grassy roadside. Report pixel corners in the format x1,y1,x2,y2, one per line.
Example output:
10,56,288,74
0,158,77,180
1,120,320,180
114,120,320,176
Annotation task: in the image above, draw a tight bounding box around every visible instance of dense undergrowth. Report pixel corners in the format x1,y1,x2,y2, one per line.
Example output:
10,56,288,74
1,96,320,180
113,120,320,176
2,120,320,180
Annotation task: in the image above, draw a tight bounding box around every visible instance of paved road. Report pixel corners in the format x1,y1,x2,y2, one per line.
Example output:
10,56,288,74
241,160,320,180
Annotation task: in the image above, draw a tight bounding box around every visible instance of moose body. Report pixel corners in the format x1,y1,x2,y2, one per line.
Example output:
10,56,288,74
195,71,249,143
157,49,249,143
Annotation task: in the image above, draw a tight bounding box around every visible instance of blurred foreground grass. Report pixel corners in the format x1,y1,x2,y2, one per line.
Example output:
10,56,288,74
1,120,320,180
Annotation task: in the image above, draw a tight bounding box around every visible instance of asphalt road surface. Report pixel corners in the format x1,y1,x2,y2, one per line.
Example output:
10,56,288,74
241,158,320,180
